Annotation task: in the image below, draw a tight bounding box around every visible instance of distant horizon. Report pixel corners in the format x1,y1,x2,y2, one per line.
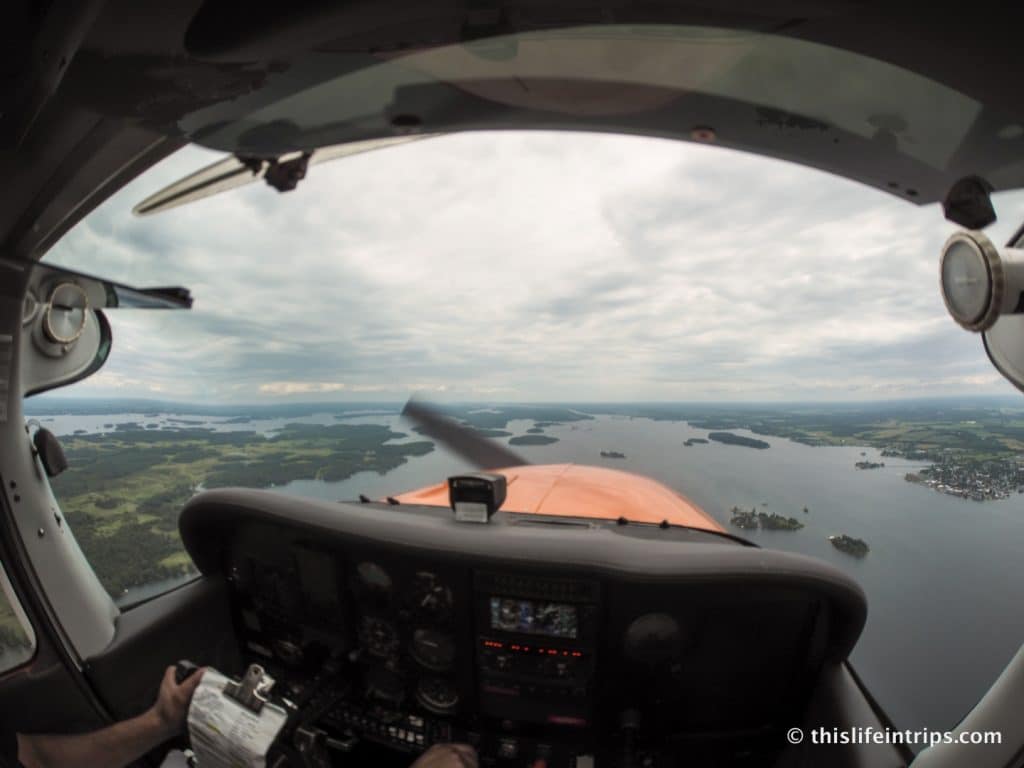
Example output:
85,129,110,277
23,393,1024,412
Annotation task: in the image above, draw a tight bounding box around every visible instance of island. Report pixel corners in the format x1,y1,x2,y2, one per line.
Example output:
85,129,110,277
73,429,88,435
684,438,708,446
472,429,513,438
663,402,1024,503
759,512,804,530
708,432,770,450
855,461,885,470
829,534,869,558
526,427,545,434
729,508,759,529
508,434,559,446
600,450,626,459
729,507,804,531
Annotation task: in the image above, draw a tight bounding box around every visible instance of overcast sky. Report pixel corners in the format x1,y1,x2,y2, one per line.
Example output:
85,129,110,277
42,131,1024,403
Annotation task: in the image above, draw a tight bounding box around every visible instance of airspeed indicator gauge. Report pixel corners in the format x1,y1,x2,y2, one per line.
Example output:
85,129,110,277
42,283,89,344
415,677,459,715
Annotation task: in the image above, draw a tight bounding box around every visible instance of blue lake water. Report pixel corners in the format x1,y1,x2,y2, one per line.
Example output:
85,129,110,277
44,411,1024,736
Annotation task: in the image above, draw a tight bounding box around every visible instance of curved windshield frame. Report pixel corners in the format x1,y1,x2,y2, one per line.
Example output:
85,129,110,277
31,131,1024,743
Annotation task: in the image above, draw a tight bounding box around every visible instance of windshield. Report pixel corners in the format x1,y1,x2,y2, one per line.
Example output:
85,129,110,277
30,131,1024,741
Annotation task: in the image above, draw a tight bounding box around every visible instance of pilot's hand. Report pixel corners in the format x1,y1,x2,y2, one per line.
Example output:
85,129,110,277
410,743,479,768
150,664,205,738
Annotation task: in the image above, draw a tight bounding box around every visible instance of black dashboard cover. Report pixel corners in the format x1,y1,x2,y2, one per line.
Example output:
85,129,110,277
180,487,866,660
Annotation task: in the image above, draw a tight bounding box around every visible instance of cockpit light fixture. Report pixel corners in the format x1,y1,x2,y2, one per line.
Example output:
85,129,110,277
940,230,1024,332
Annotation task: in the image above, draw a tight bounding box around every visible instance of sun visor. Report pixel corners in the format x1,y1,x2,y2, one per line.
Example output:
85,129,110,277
0,258,192,397
2,258,193,311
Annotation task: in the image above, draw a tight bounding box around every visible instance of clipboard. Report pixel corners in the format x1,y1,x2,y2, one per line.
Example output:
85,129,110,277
187,666,289,768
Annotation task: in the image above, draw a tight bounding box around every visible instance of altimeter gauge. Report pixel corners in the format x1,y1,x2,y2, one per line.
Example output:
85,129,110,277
415,676,459,715
411,628,456,671
42,283,89,344
409,571,454,624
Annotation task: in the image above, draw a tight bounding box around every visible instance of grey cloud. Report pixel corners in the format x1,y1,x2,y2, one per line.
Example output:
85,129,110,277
40,132,1024,402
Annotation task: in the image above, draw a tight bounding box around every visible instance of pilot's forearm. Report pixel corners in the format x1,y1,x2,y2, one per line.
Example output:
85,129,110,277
16,707,176,768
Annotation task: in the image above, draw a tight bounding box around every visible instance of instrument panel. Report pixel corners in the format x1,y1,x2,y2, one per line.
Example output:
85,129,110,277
181,490,866,767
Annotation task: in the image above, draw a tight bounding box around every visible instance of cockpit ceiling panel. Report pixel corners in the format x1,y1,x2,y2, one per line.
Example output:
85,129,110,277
166,25,1024,204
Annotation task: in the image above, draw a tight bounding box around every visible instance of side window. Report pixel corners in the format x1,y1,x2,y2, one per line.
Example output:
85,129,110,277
0,560,35,672
45,412,199,605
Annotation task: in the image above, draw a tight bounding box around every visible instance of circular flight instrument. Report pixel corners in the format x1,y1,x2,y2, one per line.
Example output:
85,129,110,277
623,613,682,666
415,677,459,715
42,283,89,344
410,628,456,672
359,616,400,658
355,562,393,602
365,666,405,706
409,571,454,624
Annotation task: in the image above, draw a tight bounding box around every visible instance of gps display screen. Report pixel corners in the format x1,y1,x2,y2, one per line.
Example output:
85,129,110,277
489,596,579,639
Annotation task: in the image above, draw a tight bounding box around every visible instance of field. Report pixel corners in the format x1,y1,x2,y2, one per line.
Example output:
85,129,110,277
700,410,1024,461
0,596,33,669
27,399,1024,604
49,423,434,598
581,402,1024,460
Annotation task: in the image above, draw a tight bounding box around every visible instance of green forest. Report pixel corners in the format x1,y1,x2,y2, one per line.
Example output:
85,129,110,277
49,423,434,599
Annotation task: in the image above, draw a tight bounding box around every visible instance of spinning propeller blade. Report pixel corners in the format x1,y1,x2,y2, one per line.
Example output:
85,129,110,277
401,399,528,470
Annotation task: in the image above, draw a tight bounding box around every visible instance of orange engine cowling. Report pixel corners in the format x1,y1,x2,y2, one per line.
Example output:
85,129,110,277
390,463,724,532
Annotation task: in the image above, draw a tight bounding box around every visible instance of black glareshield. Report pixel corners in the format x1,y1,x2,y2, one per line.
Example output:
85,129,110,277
448,473,507,523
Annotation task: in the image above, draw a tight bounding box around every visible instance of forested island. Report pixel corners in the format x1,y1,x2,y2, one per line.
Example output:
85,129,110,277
708,432,770,450
830,535,870,558
729,507,804,531
600,450,626,459
509,434,559,446
855,461,885,470
472,429,513,438
684,438,708,446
